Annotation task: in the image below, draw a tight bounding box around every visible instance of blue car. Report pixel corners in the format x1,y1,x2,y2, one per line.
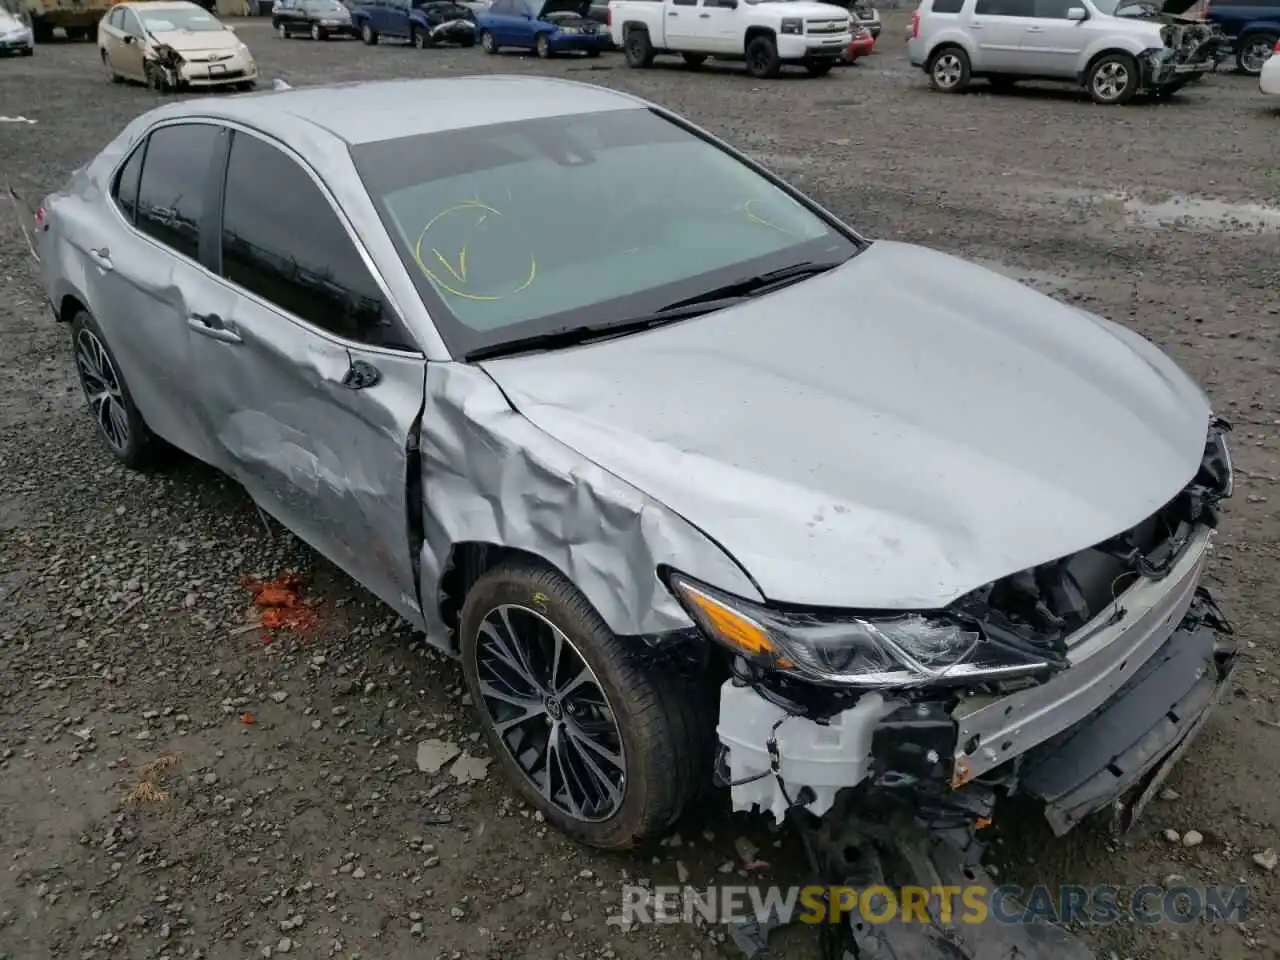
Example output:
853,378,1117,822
351,0,478,47
477,0,611,57
1156,0,1280,75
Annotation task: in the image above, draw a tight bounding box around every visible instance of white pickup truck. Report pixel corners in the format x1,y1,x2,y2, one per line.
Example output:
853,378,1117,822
607,0,853,77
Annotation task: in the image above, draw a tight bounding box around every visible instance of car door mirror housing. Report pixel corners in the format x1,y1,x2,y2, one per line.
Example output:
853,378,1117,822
123,33,135,42
1066,6,1087,18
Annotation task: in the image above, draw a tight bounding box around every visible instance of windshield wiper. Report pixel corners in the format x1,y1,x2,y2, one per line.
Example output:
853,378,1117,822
657,260,844,313
464,301,734,362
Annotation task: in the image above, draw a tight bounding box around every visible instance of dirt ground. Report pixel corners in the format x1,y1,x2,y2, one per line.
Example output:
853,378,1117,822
2,13,1279,960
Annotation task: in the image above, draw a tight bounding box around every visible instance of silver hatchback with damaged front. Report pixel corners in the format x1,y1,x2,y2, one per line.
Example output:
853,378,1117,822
907,0,1227,104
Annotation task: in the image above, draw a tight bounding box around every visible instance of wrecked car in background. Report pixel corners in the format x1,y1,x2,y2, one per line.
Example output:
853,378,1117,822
18,75,1236,958
349,0,479,47
908,0,1226,104
97,0,257,91
0,6,33,54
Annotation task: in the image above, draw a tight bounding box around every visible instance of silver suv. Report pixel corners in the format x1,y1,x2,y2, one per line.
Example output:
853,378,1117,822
907,0,1225,104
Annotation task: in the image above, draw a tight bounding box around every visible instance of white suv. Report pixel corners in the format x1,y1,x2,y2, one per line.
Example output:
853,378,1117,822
907,0,1225,104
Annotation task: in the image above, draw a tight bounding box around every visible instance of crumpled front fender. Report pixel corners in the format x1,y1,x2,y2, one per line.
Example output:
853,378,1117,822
418,362,764,648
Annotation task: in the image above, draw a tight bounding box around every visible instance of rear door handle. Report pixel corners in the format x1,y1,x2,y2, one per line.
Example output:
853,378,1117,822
1025,25,1043,31
88,247,113,271
187,312,242,344
970,19,983,27
699,12,710,16
667,9,677,14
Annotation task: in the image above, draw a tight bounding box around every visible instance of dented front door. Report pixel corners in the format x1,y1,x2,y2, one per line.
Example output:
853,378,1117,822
189,127,429,628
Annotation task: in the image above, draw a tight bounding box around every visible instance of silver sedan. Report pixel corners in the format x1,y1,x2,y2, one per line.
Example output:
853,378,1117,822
22,78,1236,879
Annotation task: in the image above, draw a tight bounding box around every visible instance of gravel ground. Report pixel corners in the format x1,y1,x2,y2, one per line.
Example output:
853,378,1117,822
2,16,1280,960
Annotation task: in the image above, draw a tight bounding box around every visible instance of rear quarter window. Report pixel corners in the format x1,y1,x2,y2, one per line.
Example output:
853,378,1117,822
930,0,965,12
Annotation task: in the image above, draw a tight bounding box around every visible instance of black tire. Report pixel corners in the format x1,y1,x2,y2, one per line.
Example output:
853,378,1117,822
745,34,780,78
274,20,288,37
805,58,833,77
623,25,654,67
312,22,327,40
535,31,552,57
480,28,498,53
69,309,164,470
459,561,714,850
1236,31,1276,75
682,51,706,67
360,21,378,44
1086,51,1138,105
236,80,256,91
927,44,970,92
145,61,168,93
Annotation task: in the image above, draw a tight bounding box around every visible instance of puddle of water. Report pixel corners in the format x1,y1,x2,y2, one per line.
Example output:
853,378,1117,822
1047,188,1280,236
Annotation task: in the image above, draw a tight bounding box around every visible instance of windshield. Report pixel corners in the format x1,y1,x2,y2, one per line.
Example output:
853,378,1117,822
138,7,225,31
353,108,860,358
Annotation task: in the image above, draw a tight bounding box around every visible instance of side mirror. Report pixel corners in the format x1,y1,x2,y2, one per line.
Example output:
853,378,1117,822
123,33,135,42
1066,6,1086,18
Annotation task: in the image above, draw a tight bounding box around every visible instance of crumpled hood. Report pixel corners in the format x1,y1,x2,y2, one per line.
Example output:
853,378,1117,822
147,28,241,53
480,240,1212,611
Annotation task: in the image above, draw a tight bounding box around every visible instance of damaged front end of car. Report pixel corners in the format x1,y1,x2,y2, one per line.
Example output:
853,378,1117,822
149,43,186,88
677,418,1237,959
1122,0,1231,87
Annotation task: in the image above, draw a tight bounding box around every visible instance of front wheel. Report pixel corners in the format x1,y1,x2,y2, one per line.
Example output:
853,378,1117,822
275,20,288,37
360,21,378,44
1237,31,1276,75
928,45,970,92
459,562,714,850
745,35,781,78
70,309,164,469
1086,52,1138,105
480,28,498,53
312,22,327,40
623,26,654,67
535,31,552,57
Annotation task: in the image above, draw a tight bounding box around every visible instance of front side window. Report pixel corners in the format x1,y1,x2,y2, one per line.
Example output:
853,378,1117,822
219,131,408,349
353,107,860,359
120,8,142,33
134,123,220,260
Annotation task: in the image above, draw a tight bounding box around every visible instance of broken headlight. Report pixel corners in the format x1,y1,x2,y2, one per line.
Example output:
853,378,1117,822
669,574,1056,688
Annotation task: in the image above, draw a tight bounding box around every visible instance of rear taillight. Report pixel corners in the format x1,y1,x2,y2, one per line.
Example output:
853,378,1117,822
34,206,46,230
910,9,920,37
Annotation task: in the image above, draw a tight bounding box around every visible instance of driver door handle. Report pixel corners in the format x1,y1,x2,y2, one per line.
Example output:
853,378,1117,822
187,312,242,344
88,247,113,271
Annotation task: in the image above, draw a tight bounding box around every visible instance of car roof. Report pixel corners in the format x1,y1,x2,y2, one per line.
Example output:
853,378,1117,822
116,0,207,9
147,76,646,146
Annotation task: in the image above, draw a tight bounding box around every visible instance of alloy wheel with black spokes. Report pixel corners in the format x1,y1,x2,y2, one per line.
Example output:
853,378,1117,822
475,604,626,822
459,562,715,849
69,309,162,469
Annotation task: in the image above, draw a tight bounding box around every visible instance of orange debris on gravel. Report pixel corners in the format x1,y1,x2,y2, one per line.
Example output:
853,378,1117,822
238,572,318,640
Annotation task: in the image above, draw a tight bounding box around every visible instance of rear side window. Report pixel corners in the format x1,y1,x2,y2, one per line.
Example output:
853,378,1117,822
112,141,145,225
218,131,405,348
930,0,964,12
974,0,1033,13
134,123,221,260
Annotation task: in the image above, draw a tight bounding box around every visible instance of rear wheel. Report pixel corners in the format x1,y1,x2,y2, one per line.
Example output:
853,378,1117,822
459,561,714,850
1086,51,1138,104
745,34,781,78
927,44,970,92
360,21,378,44
623,26,654,67
1237,31,1276,75
70,309,164,470
480,28,498,53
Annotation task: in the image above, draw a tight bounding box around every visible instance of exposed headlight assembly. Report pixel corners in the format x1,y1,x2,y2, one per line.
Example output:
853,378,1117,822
669,574,1059,689
779,16,803,34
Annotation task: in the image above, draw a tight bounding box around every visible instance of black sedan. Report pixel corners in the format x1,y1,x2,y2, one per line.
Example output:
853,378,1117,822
272,0,357,39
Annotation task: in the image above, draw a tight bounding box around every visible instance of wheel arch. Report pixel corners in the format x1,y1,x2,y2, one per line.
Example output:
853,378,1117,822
1077,40,1144,80
744,24,776,50
926,37,976,67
